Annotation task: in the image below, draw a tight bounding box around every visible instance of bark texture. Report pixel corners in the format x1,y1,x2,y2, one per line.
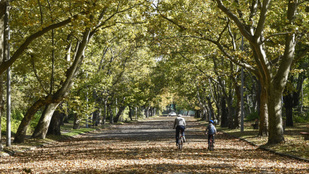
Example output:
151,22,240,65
32,103,60,139
47,110,64,136
0,1,5,148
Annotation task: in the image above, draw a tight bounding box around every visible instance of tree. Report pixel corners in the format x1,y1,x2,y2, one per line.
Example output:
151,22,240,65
13,0,152,142
283,58,308,127
155,0,308,144
214,0,309,144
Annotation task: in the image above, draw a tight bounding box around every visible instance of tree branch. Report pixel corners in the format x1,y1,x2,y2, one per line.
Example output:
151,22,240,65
31,55,48,94
0,16,77,75
254,0,271,40
160,14,187,31
215,0,253,42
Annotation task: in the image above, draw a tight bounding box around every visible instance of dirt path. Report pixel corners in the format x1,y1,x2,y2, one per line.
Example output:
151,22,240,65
0,116,308,173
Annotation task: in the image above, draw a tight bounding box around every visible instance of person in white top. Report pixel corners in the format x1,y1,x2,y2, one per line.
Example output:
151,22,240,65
173,114,186,146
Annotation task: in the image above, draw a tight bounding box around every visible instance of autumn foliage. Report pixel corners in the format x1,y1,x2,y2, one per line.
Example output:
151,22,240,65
1,116,308,173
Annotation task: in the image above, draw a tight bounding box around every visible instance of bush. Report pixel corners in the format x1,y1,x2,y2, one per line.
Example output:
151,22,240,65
29,112,42,133
294,111,309,123
246,111,259,121
1,116,21,135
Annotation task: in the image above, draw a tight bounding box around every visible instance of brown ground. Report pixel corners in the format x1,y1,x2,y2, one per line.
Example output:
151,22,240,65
0,116,308,173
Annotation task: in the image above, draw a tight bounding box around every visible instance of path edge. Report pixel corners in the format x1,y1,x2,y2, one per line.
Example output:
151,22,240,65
222,131,309,163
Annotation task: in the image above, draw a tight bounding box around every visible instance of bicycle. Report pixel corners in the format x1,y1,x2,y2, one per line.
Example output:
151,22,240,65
208,134,214,151
178,130,184,150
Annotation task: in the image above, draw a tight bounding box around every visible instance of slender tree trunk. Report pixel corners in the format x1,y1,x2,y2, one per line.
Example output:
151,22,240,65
73,113,80,129
135,107,138,120
220,96,228,127
109,105,113,124
0,44,3,150
227,62,235,129
0,0,6,149
285,104,293,127
215,91,222,123
0,75,3,149
63,112,69,123
92,110,99,126
145,106,149,118
206,97,214,121
129,106,133,121
102,99,107,124
227,95,234,129
32,102,60,139
283,89,294,127
99,107,102,125
283,74,305,127
258,86,268,136
234,83,241,129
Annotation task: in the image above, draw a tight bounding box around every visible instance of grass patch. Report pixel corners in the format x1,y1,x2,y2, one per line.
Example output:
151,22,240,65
62,127,97,137
219,122,309,160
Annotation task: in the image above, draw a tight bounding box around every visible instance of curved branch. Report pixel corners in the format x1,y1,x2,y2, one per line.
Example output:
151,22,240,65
187,34,256,73
0,16,76,75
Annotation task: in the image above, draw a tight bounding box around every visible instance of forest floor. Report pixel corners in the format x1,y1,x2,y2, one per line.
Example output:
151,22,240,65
0,116,308,173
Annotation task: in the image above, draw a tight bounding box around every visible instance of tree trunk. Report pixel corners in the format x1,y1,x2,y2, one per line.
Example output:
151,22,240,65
144,106,149,118
14,95,53,143
0,36,3,149
284,90,294,127
0,75,3,149
47,109,64,136
214,0,299,144
0,0,6,149
285,104,293,127
135,107,138,120
32,102,60,139
109,105,113,124
32,29,91,138
14,29,91,143
101,99,106,125
113,106,126,123
206,97,214,121
258,86,268,136
283,74,305,127
129,106,133,121
267,1,297,144
227,95,235,129
92,110,100,126
220,96,228,127
73,113,80,129
63,113,69,123
234,82,241,129
267,86,285,144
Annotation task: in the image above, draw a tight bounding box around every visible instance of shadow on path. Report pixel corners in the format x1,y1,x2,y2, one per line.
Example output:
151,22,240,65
0,116,308,173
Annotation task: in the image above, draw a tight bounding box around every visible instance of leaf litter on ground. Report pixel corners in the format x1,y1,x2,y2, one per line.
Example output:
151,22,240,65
0,116,308,173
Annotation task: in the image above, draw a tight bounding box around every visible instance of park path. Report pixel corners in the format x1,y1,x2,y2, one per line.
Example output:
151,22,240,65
0,116,308,173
